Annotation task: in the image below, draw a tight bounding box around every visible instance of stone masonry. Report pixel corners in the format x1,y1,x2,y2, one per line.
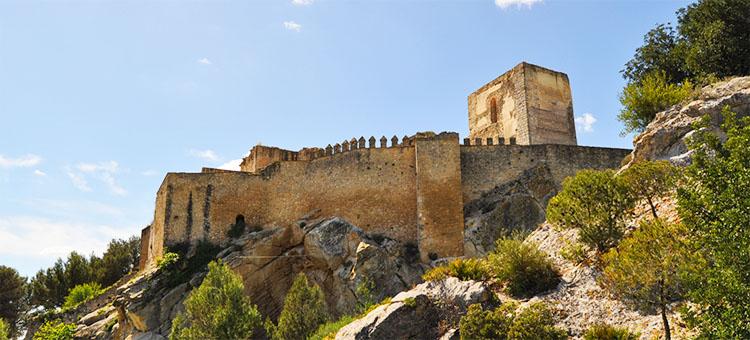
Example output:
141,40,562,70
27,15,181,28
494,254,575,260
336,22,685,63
140,62,630,269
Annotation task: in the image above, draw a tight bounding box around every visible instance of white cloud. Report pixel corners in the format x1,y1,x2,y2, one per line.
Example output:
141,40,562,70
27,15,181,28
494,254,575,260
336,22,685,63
575,113,597,133
189,149,220,162
495,0,543,9
67,161,127,195
0,215,131,259
292,0,314,5
33,169,47,177
0,154,42,168
284,21,302,32
218,159,242,171
198,57,212,65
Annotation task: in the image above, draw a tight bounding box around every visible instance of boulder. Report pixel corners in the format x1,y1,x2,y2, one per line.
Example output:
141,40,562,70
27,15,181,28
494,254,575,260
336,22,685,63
336,278,493,339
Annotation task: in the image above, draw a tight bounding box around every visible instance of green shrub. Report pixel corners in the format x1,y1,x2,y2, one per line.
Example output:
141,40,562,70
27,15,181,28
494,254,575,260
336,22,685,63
486,239,560,298
547,170,635,253
560,241,587,265
308,315,356,340
678,108,750,338
422,258,489,282
157,252,179,271
170,260,261,340
459,302,566,340
354,278,376,314
266,273,328,340
62,282,103,310
583,323,640,340
601,219,690,340
0,318,9,340
33,320,76,340
618,71,693,134
620,160,681,219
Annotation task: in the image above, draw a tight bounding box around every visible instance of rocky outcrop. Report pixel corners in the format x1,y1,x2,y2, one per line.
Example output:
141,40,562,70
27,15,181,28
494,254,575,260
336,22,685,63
77,216,426,339
624,76,750,168
336,278,493,339
464,165,558,257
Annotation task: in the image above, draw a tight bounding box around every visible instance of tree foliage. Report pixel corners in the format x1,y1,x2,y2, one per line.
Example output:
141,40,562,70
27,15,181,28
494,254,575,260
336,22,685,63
62,282,103,310
459,302,567,340
0,317,9,340
620,160,681,219
547,170,635,253
29,236,140,309
677,108,750,338
32,320,76,340
170,260,261,340
601,219,690,340
0,266,26,337
422,258,489,282
618,72,694,135
486,239,560,298
266,273,328,340
620,0,750,132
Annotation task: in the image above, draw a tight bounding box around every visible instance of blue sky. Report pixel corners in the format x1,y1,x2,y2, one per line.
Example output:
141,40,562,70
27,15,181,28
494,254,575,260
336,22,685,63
0,0,691,277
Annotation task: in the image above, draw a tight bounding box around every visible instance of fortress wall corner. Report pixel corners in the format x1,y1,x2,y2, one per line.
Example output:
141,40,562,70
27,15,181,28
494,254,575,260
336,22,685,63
138,225,151,271
415,132,464,261
524,65,576,145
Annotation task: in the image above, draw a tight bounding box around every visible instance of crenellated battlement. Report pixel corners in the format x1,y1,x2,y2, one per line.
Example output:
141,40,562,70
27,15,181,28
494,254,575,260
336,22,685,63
140,62,632,270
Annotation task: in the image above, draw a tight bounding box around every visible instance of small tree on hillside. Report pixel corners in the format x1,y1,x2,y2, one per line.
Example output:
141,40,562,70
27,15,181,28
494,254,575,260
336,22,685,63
266,273,328,340
170,260,261,340
547,169,636,253
601,219,691,340
0,318,9,340
620,160,681,219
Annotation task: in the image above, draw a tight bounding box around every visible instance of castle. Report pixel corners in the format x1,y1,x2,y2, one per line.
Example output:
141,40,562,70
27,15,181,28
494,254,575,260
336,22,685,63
139,62,630,269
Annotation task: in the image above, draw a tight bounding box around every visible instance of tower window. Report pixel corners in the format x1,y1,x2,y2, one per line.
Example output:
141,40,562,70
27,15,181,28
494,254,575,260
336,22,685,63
490,98,498,123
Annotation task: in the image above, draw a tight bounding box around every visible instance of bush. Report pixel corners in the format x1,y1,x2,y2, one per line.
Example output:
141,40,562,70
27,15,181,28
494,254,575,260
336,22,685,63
0,318,9,340
266,273,328,340
170,260,261,340
583,323,640,340
62,282,103,310
560,241,587,265
157,252,179,271
678,108,750,338
620,160,681,220
354,278,376,314
547,170,635,253
422,258,489,282
0,265,25,338
618,71,694,134
308,315,356,340
460,302,566,340
486,239,560,298
601,219,690,340
33,320,76,340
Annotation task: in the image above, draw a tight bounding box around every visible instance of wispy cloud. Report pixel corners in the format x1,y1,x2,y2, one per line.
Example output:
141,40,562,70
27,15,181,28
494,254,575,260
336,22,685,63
575,113,597,133
495,0,543,9
0,154,42,168
284,21,302,32
33,169,47,177
292,0,314,6
141,169,158,176
198,57,212,65
189,149,220,162
66,161,127,195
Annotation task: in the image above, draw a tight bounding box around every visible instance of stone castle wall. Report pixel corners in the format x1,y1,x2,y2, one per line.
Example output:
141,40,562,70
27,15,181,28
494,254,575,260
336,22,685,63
142,137,630,268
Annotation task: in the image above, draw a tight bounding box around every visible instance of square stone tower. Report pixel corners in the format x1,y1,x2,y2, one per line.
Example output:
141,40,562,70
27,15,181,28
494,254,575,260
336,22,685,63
468,62,577,145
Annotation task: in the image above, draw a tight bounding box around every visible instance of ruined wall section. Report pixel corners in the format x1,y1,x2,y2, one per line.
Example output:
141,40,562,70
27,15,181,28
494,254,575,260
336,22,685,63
468,63,528,143
415,133,464,261
524,66,577,145
145,146,418,266
239,145,299,173
460,144,631,204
